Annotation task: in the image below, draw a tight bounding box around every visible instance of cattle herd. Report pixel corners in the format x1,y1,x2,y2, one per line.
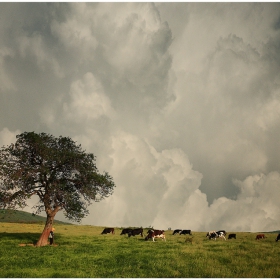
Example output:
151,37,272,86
101,227,280,242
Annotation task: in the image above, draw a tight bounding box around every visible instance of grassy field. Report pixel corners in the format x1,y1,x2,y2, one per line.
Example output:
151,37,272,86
0,222,279,278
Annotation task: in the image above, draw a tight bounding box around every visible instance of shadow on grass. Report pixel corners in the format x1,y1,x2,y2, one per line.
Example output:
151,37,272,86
0,232,42,245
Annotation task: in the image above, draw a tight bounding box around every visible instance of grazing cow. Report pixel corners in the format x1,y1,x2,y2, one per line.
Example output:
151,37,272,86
215,231,226,240
172,229,182,235
216,230,227,236
206,231,226,240
145,229,166,242
128,228,143,237
206,231,216,238
256,234,266,240
120,228,132,235
101,228,115,234
275,233,280,242
207,231,218,240
228,233,236,239
180,230,192,235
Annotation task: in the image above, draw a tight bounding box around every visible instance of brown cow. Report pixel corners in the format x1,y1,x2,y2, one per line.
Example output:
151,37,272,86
256,234,265,240
145,229,166,242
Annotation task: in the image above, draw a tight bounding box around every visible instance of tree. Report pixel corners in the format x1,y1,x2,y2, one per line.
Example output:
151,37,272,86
0,132,115,246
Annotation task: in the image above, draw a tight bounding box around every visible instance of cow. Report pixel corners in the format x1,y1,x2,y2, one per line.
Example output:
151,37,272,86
256,234,266,240
120,228,132,235
215,231,226,240
172,229,182,235
216,230,227,236
145,229,166,242
228,233,236,239
180,230,192,235
206,231,226,240
206,231,216,238
128,228,143,237
275,233,280,242
101,228,115,234
206,231,218,240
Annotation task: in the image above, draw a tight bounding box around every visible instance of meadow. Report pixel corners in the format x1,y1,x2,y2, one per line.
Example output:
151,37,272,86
0,222,279,278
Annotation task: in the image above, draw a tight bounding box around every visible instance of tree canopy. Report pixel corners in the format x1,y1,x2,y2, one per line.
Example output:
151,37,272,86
0,131,116,245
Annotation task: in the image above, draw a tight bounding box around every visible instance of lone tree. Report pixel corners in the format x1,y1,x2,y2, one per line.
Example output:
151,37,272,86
0,132,115,246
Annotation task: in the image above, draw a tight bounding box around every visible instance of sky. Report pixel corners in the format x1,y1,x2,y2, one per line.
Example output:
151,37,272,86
1,2,280,232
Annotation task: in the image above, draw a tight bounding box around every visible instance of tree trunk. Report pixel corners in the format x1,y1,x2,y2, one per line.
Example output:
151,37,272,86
36,214,55,246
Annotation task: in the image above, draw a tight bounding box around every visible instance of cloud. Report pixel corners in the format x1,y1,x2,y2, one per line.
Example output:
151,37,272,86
81,130,280,232
0,48,16,92
0,127,21,147
81,131,204,229
235,172,280,222
153,13,280,202
0,3,279,232
50,4,98,65
207,172,280,232
63,72,115,122
17,33,64,78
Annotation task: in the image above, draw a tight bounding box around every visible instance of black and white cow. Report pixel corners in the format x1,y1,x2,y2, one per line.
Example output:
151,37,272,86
216,230,227,236
172,229,182,235
275,233,280,242
228,233,236,239
128,228,143,237
101,228,115,234
120,228,132,235
206,231,217,240
206,231,226,240
180,230,192,235
145,229,166,242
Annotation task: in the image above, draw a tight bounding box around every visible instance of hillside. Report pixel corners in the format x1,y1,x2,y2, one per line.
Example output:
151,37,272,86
0,209,71,224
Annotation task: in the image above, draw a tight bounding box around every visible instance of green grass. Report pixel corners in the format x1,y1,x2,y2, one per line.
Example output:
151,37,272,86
0,223,279,277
